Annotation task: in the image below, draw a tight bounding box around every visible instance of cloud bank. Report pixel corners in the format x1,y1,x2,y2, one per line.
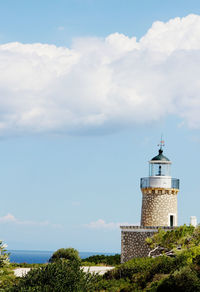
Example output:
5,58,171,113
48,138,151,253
1,14,200,134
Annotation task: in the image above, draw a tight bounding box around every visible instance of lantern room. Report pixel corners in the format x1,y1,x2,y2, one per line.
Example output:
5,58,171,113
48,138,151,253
140,146,179,190
149,148,171,177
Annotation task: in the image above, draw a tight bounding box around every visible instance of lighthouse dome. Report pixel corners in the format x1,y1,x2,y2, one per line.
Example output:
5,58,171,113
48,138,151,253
151,149,170,162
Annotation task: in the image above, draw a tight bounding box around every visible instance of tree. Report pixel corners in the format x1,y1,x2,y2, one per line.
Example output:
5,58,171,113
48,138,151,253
49,248,80,263
0,240,9,267
0,241,17,290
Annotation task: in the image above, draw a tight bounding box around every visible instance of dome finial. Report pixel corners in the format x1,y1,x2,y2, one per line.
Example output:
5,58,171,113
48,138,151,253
151,136,170,161
157,135,165,153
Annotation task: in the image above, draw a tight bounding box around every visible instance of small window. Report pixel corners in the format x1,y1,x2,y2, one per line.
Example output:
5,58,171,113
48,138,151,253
170,215,174,227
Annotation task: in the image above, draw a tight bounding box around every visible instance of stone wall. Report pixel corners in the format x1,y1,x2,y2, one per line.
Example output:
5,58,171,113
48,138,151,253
120,226,173,263
141,188,178,226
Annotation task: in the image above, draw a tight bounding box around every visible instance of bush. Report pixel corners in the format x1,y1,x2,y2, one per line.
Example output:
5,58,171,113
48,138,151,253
146,225,197,256
105,257,155,280
11,258,98,292
93,278,133,292
104,253,194,290
82,254,120,266
0,267,17,291
49,247,80,263
156,266,200,292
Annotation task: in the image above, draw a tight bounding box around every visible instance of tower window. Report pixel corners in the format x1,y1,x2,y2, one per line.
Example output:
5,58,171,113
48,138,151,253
170,215,174,227
158,165,162,176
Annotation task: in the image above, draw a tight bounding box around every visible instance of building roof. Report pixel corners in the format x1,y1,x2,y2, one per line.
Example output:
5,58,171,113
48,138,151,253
151,149,170,162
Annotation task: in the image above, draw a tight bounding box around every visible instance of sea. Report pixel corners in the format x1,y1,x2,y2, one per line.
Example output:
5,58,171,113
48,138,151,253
8,250,115,264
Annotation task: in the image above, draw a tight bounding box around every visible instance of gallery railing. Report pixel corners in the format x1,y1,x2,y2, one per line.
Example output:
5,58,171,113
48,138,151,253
140,177,180,189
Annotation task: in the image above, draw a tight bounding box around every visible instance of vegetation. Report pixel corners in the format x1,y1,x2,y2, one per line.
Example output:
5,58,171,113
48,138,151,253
11,258,99,292
146,224,197,256
94,225,200,291
49,247,80,263
1,226,200,291
0,241,16,291
0,241,9,267
11,262,44,268
82,254,120,266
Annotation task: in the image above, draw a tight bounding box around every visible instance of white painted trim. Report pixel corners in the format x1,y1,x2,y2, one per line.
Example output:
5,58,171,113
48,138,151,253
149,176,171,178
149,161,172,164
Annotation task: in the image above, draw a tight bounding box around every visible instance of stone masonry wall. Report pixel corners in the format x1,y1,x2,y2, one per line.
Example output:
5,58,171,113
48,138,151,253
120,226,173,263
141,189,178,226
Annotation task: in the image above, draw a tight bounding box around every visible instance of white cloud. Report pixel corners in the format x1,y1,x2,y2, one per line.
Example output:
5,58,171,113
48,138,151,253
84,219,137,230
0,213,16,223
0,213,62,229
0,14,200,134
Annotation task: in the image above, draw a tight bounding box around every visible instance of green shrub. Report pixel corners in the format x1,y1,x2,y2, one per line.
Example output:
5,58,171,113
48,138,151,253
105,257,155,280
49,247,80,263
93,278,133,292
104,252,197,290
156,266,200,292
11,259,98,292
81,254,120,266
0,267,17,291
81,261,97,266
146,225,198,256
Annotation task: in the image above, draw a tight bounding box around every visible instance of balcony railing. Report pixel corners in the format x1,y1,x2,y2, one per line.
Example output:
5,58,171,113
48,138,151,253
140,177,180,189
171,178,180,189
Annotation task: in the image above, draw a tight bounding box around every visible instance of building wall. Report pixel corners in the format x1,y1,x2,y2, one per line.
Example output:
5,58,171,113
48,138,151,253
120,226,173,263
141,188,178,226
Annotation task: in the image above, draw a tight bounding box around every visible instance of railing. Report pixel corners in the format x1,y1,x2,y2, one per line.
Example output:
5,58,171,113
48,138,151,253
171,178,180,189
140,177,150,189
140,177,180,189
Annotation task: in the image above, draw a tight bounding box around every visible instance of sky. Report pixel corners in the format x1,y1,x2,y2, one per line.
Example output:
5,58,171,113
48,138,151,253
0,0,200,253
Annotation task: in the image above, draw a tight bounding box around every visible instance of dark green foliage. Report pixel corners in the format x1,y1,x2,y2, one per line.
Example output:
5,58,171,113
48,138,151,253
105,255,182,290
82,254,120,266
146,225,196,253
105,257,155,280
0,267,17,291
11,259,98,292
156,266,200,292
49,247,80,263
93,278,133,292
102,225,200,291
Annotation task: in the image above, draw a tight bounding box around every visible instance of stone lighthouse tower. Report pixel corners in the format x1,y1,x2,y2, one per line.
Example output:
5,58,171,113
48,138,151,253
120,141,180,262
140,144,180,227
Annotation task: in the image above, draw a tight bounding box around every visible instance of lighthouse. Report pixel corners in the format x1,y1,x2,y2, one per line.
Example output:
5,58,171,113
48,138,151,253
140,142,179,227
120,141,180,262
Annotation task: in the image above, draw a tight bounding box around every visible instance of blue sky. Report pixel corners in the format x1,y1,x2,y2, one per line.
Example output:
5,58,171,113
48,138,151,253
1,0,200,45
0,1,200,252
